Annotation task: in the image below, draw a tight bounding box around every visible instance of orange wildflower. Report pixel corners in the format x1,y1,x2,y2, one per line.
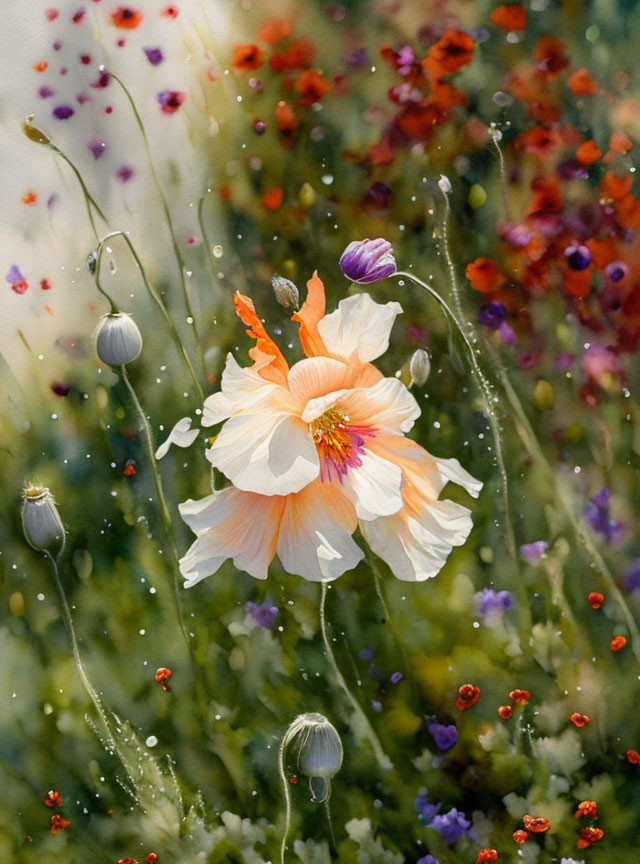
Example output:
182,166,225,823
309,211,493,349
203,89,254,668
601,171,633,201
256,18,291,44
577,826,604,848
22,190,37,206
523,815,550,833
574,800,598,819
509,689,531,705
154,667,172,691
616,194,640,229
50,814,70,834
423,29,475,78
231,44,264,71
568,68,599,96
498,704,513,719
146,855,158,864
576,139,602,166
515,126,561,159
465,258,503,293
43,790,63,808
476,850,498,864
588,592,604,609
262,187,284,211
455,683,481,711
570,712,591,727
490,5,527,31
294,69,330,105
527,175,562,216
110,7,143,29
512,829,529,843
32,61,48,72
269,38,316,72
533,36,569,78
564,267,592,299
608,130,632,155
610,635,627,652
626,749,640,764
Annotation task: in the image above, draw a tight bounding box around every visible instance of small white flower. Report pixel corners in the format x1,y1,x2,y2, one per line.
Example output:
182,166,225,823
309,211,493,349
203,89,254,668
438,174,452,194
155,417,200,460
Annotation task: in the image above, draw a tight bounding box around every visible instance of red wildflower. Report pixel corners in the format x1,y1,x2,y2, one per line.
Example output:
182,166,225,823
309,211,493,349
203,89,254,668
160,5,179,17
22,190,37,205
146,855,159,864
568,67,599,96
512,829,529,843
50,814,70,834
564,267,592,299
601,171,633,201
527,175,562,216
269,38,316,72
262,187,283,211
476,850,498,864
123,461,136,476
294,69,330,105
118,859,139,864
44,790,63,808
491,5,527,31
588,592,604,609
428,80,467,110
455,683,481,711
509,689,531,705
610,635,627,652
498,704,513,719
515,126,561,159
576,139,602,166
423,29,475,78
110,7,142,29
570,712,591,727
394,103,445,141
33,61,48,73
256,18,291,44
154,667,172,691
533,36,569,78
626,749,640,764
275,100,298,144
608,130,632,155
577,827,604,848
574,800,598,819
231,44,264,71
466,258,504,293
523,815,550,833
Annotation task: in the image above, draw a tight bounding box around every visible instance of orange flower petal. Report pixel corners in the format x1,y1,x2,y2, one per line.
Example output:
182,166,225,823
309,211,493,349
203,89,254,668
576,139,603,166
601,171,633,200
233,291,289,385
232,44,264,70
292,271,328,357
609,130,632,155
490,5,527,31
256,18,291,44
568,67,599,96
262,187,283,210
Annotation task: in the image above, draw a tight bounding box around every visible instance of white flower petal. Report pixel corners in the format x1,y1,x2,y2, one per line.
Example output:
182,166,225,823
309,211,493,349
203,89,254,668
334,377,420,434
317,293,402,364
435,456,483,498
341,449,404,521
155,417,200,459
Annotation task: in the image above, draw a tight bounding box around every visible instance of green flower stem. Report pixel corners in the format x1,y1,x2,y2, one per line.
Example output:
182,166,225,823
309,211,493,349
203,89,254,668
48,143,108,241
319,583,393,772
94,231,204,402
278,733,293,864
198,196,220,292
108,71,205,377
490,131,512,223
394,269,531,633
119,364,191,651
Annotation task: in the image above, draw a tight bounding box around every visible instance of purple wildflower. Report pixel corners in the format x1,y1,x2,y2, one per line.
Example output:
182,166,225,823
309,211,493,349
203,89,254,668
478,301,507,330
427,720,458,751
246,600,278,629
396,44,416,75
621,560,640,593
417,857,439,864
144,47,164,65
87,137,106,159
157,89,186,114
359,647,375,661
476,588,515,622
346,48,368,68
498,322,517,345
428,808,470,843
115,165,133,182
390,671,404,684
498,221,533,248
339,238,396,283
38,86,55,98
583,487,624,543
520,541,548,565
604,260,628,283
564,244,592,271
414,793,441,822
371,699,383,712
52,104,74,119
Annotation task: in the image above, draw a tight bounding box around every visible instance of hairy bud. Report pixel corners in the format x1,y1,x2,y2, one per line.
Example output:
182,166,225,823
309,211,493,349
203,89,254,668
272,275,299,310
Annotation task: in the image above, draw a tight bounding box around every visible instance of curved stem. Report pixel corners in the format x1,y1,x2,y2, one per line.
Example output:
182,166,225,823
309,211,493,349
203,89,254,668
48,143,108,240
94,231,204,401
278,733,292,864
108,71,205,375
319,584,392,771
490,132,511,223
198,196,219,291
119,364,191,650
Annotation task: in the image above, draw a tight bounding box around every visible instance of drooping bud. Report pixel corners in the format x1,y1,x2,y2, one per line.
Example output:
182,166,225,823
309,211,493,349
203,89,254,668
87,250,98,275
339,238,396,284
282,713,343,803
21,485,65,551
272,274,299,310
95,312,143,366
409,348,431,387
23,115,50,145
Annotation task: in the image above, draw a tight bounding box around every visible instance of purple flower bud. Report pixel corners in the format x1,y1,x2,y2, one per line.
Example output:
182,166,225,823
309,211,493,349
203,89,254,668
428,808,470,843
414,793,441,822
604,260,628,283
417,857,439,864
390,671,404,684
143,47,164,66
52,104,74,120
339,238,397,283
427,720,458,751
347,48,368,68
520,541,548,565
246,600,279,628
583,487,624,543
564,244,592,271
476,588,515,620
498,322,517,345
478,301,507,330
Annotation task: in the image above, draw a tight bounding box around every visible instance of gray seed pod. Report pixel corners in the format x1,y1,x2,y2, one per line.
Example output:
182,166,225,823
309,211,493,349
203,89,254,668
21,486,65,551
409,348,431,387
283,712,343,803
272,274,299,310
95,312,143,367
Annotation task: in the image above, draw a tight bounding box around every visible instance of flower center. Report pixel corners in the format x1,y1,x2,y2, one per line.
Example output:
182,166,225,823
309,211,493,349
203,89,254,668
310,408,369,482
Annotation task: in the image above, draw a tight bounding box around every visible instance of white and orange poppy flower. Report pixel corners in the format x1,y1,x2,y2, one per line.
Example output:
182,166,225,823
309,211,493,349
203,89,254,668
179,273,481,586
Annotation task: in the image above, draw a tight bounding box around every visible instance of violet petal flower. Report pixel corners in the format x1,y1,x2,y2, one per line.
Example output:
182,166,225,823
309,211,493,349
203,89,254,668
414,793,441,822
428,808,470,843
339,238,397,284
520,541,548,565
427,720,458,751
583,487,624,543
417,856,439,864
246,600,279,629
144,46,164,65
621,560,640,593
476,588,515,620
478,301,507,330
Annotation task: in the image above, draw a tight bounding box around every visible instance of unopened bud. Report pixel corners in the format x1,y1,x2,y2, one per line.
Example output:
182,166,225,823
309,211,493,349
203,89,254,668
23,115,50,145
438,174,452,194
299,182,317,209
533,378,554,411
409,348,430,387
87,250,98,275
282,713,342,803
272,274,299,310
22,485,65,551
95,312,143,366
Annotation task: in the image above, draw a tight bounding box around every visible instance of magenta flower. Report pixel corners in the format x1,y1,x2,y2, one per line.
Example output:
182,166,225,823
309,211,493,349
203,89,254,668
157,89,185,114
339,238,397,284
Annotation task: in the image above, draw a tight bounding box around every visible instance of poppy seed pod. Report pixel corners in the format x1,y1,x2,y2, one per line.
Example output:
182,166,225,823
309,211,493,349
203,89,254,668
409,348,431,387
95,312,143,367
21,485,65,551
272,274,299,310
283,713,343,803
